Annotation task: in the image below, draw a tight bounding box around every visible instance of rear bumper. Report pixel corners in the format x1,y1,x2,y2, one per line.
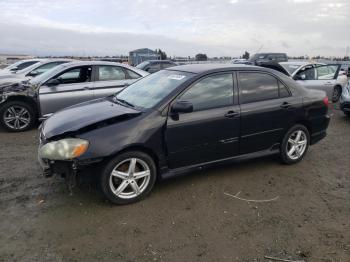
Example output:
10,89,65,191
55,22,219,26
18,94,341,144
310,114,330,145
310,130,327,145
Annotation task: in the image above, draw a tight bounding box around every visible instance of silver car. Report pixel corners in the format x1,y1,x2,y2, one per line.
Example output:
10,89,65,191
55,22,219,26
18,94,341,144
279,62,343,102
0,59,43,74
0,59,73,83
0,61,148,132
340,80,350,117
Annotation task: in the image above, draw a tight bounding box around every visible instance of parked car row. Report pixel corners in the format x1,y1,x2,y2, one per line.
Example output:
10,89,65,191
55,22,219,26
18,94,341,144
259,61,344,102
0,60,148,131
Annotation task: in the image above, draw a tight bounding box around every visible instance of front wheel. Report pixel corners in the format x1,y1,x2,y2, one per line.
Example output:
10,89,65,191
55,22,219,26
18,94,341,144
100,151,157,204
0,101,36,132
280,125,310,164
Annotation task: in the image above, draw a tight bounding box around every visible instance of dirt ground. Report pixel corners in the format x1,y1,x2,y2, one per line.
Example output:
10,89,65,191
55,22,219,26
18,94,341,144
0,106,349,262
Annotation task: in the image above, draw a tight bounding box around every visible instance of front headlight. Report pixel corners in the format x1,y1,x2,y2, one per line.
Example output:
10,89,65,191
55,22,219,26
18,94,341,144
39,138,89,160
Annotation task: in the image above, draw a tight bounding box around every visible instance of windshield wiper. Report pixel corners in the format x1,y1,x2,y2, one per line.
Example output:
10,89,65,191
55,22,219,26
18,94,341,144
114,97,135,108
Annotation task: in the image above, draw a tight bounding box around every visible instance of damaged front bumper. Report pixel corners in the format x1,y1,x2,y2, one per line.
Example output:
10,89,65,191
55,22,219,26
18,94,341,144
38,150,79,192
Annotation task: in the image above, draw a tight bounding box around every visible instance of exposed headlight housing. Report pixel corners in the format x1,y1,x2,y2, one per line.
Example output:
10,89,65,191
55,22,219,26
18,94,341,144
39,138,89,160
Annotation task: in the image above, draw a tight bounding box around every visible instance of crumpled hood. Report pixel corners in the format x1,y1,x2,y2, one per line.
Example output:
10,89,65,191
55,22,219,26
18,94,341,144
0,79,30,93
42,97,142,139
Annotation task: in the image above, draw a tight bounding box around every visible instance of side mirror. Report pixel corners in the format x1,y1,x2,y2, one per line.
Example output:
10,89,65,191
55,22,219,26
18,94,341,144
10,67,18,71
46,78,60,87
294,74,305,81
171,101,193,114
28,70,40,77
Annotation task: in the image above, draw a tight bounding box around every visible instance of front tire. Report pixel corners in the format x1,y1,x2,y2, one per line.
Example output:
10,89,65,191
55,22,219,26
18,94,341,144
100,151,157,204
0,101,36,132
280,125,310,165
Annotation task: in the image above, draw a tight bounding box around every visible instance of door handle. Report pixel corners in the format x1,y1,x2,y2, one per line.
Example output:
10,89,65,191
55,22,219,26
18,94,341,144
83,86,90,90
225,110,239,118
280,102,291,109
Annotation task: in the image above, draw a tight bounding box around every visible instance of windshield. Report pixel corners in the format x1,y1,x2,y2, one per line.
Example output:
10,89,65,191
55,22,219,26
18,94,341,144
5,60,24,69
29,63,68,85
136,61,150,69
249,53,267,61
280,64,301,75
115,70,194,109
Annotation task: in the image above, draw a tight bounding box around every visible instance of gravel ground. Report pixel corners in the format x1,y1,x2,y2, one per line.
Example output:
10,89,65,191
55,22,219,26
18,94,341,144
0,106,349,262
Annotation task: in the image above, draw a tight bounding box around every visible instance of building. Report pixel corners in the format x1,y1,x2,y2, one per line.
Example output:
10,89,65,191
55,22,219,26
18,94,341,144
129,48,160,66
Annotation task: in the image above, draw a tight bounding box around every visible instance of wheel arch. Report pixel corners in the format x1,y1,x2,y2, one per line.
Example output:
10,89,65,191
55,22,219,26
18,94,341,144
1,95,39,116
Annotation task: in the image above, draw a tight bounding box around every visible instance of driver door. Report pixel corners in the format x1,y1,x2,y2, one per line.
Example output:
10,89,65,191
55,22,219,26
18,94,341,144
166,73,240,169
39,66,94,117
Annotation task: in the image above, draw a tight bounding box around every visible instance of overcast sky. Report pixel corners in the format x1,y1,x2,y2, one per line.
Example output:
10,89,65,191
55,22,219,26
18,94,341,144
0,0,349,57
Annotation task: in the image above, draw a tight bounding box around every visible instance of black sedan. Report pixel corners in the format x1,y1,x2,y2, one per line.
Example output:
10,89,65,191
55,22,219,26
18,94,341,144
38,64,330,204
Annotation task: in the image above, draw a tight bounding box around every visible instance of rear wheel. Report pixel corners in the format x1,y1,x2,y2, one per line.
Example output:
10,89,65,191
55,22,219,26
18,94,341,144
332,86,342,103
0,101,36,132
100,151,157,204
280,125,310,164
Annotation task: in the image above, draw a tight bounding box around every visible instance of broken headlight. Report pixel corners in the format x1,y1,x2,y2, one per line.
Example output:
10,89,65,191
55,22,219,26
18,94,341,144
39,138,89,160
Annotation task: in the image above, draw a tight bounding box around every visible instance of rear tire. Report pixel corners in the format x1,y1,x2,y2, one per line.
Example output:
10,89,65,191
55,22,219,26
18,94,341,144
332,86,342,103
0,101,36,132
280,125,310,165
100,151,157,204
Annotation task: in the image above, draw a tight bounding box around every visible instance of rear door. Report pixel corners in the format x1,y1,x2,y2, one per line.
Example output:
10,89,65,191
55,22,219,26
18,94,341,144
294,64,340,99
238,71,299,154
93,65,134,99
39,66,93,116
166,72,240,168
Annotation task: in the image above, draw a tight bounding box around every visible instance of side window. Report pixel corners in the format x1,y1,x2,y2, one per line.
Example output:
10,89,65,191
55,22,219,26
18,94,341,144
295,66,316,80
52,66,92,84
125,69,141,79
17,61,37,70
147,63,161,72
179,73,233,111
279,82,290,98
239,72,279,104
98,66,126,81
316,65,337,80
34,62,65,75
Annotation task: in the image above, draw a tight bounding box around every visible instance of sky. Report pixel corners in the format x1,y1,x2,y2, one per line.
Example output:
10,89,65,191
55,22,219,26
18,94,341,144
0,0,349,57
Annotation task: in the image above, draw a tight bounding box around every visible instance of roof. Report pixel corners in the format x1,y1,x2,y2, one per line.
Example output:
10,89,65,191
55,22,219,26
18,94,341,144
59,60,149,76
129,48,157,54
165,63,261,74
280,61,314,66
145,60,174,63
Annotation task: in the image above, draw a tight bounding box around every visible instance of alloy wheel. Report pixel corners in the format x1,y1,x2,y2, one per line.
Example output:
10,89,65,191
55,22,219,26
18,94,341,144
3,106,31,130
109,158,151,199
286,130,308,160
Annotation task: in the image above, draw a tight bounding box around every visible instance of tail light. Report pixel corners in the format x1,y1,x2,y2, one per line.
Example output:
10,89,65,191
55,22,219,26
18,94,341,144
323,96,329,107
